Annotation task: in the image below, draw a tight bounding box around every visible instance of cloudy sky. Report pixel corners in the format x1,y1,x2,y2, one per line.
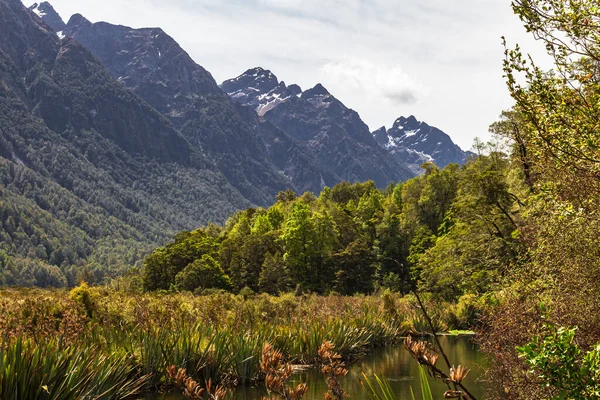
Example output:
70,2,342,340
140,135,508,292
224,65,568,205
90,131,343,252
40,0,548,149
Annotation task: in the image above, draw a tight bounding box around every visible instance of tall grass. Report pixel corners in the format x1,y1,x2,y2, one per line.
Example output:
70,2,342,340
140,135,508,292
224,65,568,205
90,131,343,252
0,338,146,399
0,287,460,396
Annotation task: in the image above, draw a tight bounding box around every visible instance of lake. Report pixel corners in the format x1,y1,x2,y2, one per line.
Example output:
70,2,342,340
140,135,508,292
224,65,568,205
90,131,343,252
151,335,487,399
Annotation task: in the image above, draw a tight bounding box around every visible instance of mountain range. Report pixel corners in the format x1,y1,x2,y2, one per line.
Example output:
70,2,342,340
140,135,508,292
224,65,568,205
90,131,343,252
222,68,471,176
0,0,471,286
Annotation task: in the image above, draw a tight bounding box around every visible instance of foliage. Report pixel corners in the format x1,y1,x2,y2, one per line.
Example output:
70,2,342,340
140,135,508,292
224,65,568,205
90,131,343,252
517,323,600,400
0,338,147,399
475,0,600,398
167,366,227,400
0,288,425,396
68,282,96,318
260,342,308,400
144,163,517,299
360,368,433,400
360,373,398,400
175,255,232,292
318,341,348,400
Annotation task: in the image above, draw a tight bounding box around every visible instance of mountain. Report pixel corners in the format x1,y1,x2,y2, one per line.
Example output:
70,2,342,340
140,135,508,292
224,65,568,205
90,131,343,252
0,0,468,287
0,0,253,286
59,14,340,201
222,68,414,187
374,116,472,174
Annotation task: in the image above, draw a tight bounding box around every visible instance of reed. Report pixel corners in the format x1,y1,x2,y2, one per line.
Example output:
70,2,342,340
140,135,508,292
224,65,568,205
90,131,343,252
0,338,146,399
0,287,463,397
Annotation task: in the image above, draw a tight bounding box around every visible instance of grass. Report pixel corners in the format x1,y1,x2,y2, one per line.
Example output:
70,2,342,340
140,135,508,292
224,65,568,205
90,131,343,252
0,338,147,399
0,286,466,397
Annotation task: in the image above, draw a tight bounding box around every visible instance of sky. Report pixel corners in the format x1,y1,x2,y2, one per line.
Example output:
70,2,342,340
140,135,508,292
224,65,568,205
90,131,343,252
39,0,549,150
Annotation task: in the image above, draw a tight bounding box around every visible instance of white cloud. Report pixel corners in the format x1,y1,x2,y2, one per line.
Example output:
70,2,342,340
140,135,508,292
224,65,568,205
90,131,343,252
320,58,429,107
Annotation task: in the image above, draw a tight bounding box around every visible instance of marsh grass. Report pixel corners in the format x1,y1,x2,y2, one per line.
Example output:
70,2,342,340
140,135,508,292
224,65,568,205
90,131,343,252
0,287,463,397
0,338,147,399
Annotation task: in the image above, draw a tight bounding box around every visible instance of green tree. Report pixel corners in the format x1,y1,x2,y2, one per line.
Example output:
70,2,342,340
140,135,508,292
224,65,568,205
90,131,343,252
258,252,289,295
174,254,232,292
281,202,316,288
333,240,376,294
143,229,218,291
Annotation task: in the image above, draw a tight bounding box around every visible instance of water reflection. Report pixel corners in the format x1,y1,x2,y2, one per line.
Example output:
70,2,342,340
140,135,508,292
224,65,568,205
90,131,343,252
151,336,486,400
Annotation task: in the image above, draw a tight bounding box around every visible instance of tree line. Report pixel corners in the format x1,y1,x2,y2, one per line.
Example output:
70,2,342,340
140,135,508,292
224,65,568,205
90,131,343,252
143,152,522,299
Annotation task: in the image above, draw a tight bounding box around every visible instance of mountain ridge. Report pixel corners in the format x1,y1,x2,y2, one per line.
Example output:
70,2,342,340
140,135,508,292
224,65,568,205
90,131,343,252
222,67,471,177
60,14,347,201
221,68,415,186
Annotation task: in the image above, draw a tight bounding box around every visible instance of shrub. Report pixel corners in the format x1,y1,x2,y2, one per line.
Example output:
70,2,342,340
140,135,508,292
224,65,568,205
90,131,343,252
69,283,96,319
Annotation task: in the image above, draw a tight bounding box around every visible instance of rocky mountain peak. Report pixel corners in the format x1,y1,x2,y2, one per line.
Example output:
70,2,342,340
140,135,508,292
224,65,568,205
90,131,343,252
66,13,91,29
373,126,388,146
375,115,471,174
221,67,279,95
221,68,305,116
301,83,330,100
286,83,302,96
392,115,419,130
28,1,65,32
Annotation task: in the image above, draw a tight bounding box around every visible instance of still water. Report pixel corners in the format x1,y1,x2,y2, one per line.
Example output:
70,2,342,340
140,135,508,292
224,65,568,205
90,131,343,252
154,335,486,400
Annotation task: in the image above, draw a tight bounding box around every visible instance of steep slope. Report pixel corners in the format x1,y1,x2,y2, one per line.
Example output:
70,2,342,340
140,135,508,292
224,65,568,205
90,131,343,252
374,116,472,174
28,1,64,32
222,68,414,187
0,0,249,286
60,14,339,200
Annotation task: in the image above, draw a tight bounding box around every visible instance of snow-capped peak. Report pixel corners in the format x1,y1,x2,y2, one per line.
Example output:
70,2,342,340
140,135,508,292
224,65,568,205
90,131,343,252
221,68,303,116
373,115,471,173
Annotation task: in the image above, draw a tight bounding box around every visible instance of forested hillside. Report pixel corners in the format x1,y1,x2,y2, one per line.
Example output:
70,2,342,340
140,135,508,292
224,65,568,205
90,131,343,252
0,0,250,286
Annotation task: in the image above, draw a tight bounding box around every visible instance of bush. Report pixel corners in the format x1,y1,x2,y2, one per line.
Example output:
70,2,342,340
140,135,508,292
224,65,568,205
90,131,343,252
69,282,96,319
447,294,479,330
517,322,600,399
174,255,232,292
239,286,255,300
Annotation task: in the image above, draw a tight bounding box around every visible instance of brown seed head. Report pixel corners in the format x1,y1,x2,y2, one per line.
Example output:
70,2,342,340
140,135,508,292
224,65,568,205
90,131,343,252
449,365,470,383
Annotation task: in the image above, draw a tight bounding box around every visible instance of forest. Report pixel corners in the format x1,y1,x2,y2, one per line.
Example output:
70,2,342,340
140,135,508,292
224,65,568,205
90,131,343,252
142,154,518,303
